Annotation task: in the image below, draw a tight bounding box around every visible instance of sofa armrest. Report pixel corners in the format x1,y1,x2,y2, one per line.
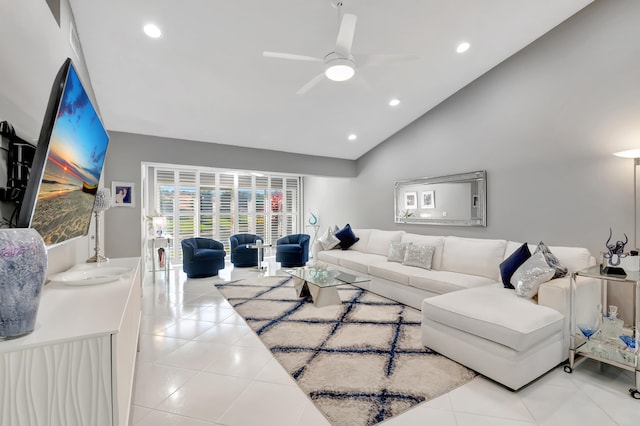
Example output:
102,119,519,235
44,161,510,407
311,240,324,260
538,275,601,318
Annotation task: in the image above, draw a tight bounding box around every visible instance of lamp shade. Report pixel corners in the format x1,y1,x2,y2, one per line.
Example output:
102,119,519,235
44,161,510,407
613,149,640,159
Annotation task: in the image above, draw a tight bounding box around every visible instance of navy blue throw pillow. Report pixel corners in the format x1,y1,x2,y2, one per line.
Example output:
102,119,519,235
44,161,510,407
334,224,359,250
499,243,531,289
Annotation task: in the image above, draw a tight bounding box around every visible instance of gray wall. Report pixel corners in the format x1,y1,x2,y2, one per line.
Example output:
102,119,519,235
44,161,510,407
305,0,640,260
0,0,97,275
103,132,356,258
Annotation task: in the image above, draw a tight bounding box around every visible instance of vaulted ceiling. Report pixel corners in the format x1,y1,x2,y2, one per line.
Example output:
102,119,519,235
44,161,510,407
68,0,592,160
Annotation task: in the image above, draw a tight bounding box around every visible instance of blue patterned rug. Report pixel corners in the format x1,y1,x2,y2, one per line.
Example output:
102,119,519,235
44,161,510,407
216,275,475,426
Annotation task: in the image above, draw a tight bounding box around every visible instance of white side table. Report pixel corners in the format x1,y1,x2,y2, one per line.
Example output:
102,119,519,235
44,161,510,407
149,235,173,283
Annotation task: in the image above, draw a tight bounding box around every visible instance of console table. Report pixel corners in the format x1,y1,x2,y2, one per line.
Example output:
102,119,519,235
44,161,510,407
0,257,142,425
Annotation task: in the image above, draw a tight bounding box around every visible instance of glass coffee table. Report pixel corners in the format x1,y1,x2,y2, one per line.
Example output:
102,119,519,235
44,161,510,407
284,267,370,307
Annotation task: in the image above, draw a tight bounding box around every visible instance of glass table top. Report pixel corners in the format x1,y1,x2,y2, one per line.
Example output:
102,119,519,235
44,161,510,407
284,267,370,288
577,265,640,283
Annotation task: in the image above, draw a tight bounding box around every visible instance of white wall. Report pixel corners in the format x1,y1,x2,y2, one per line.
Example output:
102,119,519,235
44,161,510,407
0,0,99,275
305,0,640,259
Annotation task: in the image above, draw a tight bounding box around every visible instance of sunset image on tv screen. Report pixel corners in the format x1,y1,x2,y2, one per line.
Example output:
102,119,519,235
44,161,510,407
30,65,109,246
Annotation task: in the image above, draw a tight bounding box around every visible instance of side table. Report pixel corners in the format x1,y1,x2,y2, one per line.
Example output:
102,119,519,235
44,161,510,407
566,266,639,399
149,235,172,283
247,240,272,270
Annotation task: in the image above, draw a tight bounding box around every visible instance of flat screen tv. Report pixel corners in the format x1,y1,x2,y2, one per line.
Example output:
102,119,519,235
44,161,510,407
17,58,109,247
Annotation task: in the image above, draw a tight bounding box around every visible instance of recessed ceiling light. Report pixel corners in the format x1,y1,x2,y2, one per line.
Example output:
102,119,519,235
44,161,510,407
144,24,162,38
456,42,470,53
389,98,400,107
348,134,357,142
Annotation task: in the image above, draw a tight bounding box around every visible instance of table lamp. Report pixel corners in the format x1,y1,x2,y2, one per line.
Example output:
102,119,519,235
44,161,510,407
87,188,111,263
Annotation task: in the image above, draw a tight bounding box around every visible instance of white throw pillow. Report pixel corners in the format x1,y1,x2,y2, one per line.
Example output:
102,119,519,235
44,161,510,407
402,244,435,270
511,251,555,298
318,226,340,250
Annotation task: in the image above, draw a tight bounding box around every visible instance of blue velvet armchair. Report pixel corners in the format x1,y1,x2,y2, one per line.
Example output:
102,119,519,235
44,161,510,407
229,233,264,267
181,237,226,278
276,234,310,267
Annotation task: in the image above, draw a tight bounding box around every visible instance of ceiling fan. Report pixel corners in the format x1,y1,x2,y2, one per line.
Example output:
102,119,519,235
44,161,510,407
263,2,417,95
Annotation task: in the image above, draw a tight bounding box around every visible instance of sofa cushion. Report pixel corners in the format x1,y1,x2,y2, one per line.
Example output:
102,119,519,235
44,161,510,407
499,242,531,289
402,244,435,270
367,262,411,285
338,252,387,274
317,250,343,265
441,236,507,281
350,229,372,253
335,224,359,250
409,270,496,295
422,284,565,352
366,230,405,256
401,234,445,270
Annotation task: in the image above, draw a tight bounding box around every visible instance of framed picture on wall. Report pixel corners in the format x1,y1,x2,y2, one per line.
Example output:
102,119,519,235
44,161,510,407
421,190,435,209
404,192,418,209
112,181,135,207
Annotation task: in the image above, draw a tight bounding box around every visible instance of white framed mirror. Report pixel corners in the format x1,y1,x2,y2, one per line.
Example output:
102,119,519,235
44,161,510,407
394,170,487,227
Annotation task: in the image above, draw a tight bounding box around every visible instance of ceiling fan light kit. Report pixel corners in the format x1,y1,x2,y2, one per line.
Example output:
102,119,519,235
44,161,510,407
263,2,416,94
325,58,355,81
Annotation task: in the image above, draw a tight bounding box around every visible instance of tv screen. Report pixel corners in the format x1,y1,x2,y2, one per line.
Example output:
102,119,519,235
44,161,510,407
17,58,109,247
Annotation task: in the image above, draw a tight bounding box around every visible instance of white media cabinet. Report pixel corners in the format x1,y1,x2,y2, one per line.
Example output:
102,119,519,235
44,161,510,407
0,257,142,426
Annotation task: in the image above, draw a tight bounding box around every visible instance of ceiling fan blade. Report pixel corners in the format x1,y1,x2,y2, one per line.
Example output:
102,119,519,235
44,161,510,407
335,13,357,57
263,51,323,62
354,53,419,68
296,73,326,95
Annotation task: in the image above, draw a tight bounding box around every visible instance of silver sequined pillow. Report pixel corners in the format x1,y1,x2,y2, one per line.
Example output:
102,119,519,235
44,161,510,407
388,242,412,263
318,226,340,250
511,251,555,298
402,244,435,270
533,241,568,278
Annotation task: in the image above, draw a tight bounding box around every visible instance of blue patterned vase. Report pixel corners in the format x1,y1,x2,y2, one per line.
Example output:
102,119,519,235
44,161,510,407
0,228,48,339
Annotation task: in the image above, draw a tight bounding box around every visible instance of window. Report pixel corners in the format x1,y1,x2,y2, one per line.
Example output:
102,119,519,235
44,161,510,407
148,166,302,261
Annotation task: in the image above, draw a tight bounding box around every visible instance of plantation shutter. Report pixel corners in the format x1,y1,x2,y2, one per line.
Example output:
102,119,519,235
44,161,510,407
255,176,268,240
177,171,197,257
150,166,302,259
218,173,235,251
237,174,253,234
269,177,283,243
199,172,216,239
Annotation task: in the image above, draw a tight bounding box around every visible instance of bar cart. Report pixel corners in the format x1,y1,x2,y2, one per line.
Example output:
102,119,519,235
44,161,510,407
565,266,639,399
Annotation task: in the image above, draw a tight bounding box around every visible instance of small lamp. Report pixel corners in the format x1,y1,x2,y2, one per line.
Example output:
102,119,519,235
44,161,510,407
87,188,111,263
613,149,640,250
152,216,167,237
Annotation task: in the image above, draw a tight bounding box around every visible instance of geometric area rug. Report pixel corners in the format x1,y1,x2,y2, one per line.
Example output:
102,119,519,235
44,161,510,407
215,275,476,426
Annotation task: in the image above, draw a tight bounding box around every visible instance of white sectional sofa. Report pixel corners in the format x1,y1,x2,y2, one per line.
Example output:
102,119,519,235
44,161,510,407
313,228,599,390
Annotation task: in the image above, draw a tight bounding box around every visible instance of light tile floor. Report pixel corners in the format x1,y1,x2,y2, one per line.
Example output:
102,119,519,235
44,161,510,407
130,258,639,426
